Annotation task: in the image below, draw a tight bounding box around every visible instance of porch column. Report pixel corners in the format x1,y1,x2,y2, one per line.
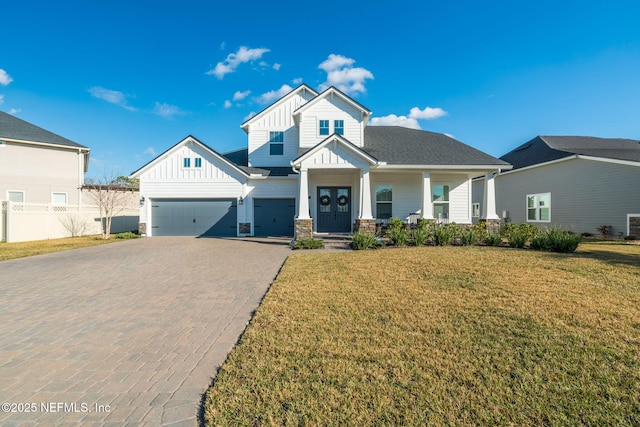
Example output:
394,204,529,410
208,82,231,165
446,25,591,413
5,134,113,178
421,172,433,219
297,167,310,219
359,167,373,219
482,172,499,220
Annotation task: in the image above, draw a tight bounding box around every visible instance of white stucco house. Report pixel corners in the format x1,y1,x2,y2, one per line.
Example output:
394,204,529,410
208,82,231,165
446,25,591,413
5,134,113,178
131,84,511,238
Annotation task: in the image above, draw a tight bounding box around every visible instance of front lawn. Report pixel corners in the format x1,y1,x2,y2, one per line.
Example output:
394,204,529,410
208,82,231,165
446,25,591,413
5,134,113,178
204,242,640,426
0,235,123,261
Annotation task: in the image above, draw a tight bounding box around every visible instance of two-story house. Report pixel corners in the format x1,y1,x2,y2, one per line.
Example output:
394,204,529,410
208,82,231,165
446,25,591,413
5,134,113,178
131,84,511,238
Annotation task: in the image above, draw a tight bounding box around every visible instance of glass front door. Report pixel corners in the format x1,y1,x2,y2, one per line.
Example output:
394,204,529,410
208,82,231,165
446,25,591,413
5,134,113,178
317,187,351,232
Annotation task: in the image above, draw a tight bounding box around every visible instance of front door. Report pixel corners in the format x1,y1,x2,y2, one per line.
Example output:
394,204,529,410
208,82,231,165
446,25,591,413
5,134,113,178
317,187,351,233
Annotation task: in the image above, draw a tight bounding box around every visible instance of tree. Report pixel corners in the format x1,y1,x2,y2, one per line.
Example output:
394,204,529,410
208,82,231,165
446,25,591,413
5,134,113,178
84,174,136,239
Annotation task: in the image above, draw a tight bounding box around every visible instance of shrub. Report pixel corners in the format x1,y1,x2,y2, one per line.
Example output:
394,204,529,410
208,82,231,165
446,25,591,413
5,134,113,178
386,217,409,246
484,232,503,246
292,237,324,250
596,225,612,238
624,235,637,241
502,222,540,248
433,223,457,246
530,227,582,253
411,227,428,246
351,231,382,250
115,231,140,239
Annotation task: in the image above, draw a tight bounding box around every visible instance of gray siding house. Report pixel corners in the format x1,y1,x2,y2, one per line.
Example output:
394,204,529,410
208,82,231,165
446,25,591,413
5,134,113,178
475,136,640,237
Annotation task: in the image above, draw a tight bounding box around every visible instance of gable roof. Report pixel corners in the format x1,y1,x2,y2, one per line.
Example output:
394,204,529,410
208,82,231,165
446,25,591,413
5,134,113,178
0,111,88,150
292,86,372,123
501,135,640,170
240,84,318,132
292,133,378,168
129,135,249,178
364,126,511,168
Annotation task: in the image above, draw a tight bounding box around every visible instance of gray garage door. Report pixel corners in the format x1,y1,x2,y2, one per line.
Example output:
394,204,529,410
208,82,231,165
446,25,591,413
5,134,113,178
254,198,295,237
151,199,237,237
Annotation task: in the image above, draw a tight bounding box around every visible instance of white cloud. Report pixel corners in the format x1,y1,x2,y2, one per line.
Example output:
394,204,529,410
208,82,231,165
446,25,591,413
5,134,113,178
318,54,373,95
292,77,303,85
257,84,293,104
233,90,251,101
370,114,421,130
0,94,3,105
243,111,257,122
370,105,448,130
143,147,157,156
409,106,448,120
273,63,281,71
206,46,270,79
0,69,13,86
89,86,137,111
9,108,21,115
223,100,232,109
153,102,186,118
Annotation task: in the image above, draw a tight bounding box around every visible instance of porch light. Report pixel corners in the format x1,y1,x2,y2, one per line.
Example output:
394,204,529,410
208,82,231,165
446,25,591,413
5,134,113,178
139,196,145,207
238,196,244,205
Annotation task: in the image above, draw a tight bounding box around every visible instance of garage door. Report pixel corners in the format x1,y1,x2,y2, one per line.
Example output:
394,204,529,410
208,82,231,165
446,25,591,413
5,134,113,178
254,198,295,237
151,199,237,237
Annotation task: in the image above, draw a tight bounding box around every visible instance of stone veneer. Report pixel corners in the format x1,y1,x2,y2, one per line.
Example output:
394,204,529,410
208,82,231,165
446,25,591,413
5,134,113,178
295,219,313,240
138,222,147,236
354,219,376,234
629,216,640,237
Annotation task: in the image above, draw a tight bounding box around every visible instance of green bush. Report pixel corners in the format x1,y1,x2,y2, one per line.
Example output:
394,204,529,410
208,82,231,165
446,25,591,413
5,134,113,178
410,220,431,246
115,231,140,239
530,227,582,253
484,232,503,246
386,217,409,246
433,223,457,246
292,237,324,250
351,231,382,250
459,227,479,246
502,222,540,248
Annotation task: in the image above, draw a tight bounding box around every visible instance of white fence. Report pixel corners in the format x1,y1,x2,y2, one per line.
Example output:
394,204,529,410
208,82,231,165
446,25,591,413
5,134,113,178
1,201,139,243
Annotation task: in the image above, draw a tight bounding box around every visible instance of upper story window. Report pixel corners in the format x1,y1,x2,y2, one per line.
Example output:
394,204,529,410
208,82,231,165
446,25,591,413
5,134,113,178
269,131,284,156
194,158,202,168
319,120,330,136
334,120,344,135
527,193,551,222
183,157,191,168
7,190,24,203
52,192,68,205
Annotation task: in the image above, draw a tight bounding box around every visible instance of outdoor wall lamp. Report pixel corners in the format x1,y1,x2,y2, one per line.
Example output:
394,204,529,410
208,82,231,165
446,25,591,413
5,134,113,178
238,196,244,205
139,196,145,206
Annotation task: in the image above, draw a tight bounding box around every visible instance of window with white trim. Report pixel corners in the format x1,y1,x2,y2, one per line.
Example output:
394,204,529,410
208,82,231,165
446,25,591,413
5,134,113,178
7,191,24,202
269,131,284,155
472,203,480,218
319,120,329,136
527,193,551,222
52,192,68,205
433,185,449,220
334,120,344,135
194,158,202,168
183,157,191,168
376,185,392,219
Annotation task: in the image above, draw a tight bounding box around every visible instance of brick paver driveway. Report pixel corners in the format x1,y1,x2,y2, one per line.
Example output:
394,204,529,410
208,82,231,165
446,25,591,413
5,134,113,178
0,237,291,426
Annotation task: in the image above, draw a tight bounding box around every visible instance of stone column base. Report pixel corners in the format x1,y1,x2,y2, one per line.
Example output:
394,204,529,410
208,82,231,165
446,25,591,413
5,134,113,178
295,219,313,240
481,219,501,234
354,218,376,234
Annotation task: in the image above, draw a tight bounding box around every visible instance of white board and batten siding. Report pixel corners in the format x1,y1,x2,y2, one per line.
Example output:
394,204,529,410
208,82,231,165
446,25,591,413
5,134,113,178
138,141,245,224
495,157,640,235
247,91,315,168
371,172,472,223
298,96,364,149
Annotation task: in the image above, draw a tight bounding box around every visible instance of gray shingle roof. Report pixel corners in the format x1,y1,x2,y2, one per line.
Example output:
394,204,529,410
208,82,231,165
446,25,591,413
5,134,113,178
500,135,640,170
0,111,88,149
363,126,510,166
221,148,294,176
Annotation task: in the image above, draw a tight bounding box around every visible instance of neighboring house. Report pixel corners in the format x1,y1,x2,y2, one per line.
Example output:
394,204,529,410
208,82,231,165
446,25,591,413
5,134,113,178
0,111,90,205
131,84,510,238
473,135,640,237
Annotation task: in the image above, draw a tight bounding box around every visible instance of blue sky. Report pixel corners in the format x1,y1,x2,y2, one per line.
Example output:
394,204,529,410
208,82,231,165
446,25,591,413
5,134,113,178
2,0,639,178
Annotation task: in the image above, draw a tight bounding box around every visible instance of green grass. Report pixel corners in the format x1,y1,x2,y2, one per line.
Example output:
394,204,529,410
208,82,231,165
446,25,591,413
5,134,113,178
204,241,640,426
0,235,124,261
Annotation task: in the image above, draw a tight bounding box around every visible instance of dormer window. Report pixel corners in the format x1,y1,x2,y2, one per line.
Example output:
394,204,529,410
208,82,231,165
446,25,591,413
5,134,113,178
319,120,329,136
269,131,284,156
183,157,191,168
334,120,344,135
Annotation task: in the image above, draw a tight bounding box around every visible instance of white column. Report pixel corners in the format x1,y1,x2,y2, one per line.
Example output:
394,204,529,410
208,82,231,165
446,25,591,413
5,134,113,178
421,172,433,219
359,167,373,219
297,167,310,219
482,172,500,220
